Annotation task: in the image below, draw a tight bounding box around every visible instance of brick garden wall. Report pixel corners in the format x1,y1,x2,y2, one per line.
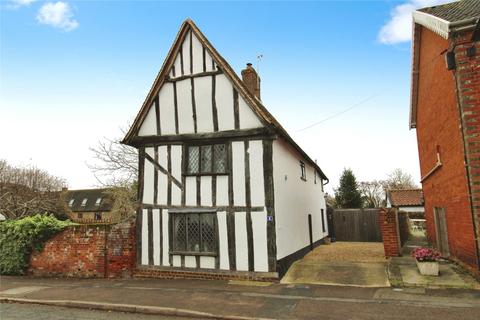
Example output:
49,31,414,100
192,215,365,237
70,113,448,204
29,218,135,278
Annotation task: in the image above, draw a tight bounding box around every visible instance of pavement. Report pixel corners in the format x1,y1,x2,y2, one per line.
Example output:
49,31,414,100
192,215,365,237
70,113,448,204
281,242,389,287
1,276,480,319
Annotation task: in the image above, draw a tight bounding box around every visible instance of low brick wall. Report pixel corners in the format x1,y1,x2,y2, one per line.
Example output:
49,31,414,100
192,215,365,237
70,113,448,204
135,267,278,282
379,208,400,257
29,218,135,278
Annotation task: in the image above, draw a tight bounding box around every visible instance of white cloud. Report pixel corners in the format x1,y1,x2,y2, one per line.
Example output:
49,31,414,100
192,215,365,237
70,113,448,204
36,1,79,32
8,0,37,9
378,0,454,44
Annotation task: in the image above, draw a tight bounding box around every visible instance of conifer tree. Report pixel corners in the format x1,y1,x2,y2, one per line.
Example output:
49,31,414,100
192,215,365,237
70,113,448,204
335,168,363,208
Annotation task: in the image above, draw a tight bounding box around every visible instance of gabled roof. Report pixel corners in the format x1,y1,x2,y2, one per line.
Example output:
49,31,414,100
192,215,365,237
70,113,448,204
122,19,328,180
387,189,424,207
65,188,114,212
410,0,480,129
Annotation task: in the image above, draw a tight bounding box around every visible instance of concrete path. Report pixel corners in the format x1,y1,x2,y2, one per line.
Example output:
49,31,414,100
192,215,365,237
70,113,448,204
1,276,480,320
281,242,389,287
388,256,480,289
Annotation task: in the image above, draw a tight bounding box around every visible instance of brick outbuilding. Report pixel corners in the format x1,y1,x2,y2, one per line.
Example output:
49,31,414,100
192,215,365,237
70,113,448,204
410,0,480,275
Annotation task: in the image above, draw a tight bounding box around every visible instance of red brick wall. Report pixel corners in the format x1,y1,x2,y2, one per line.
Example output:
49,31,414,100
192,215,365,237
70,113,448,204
379,208,400,257
415,26,479,272
29,219,135,278
454,31,480,272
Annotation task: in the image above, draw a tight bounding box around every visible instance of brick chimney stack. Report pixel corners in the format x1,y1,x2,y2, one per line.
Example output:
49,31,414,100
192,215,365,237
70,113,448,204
241,63,261,100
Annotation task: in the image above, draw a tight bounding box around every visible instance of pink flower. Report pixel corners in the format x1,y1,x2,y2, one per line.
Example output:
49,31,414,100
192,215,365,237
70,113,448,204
411,247,441,262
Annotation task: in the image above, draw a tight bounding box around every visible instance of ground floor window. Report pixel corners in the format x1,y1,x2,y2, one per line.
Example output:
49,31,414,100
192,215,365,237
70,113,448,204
171,212,217,255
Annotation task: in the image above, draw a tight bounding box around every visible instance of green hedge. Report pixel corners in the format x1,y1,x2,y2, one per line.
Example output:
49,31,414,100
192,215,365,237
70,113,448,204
0,214,74,275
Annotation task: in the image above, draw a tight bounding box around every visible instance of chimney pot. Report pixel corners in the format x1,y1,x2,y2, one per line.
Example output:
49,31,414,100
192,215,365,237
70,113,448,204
241,63,261,100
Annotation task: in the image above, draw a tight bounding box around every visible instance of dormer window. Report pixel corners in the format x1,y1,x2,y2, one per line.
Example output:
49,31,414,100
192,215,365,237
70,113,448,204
81,198,88,207
95,197,102,206
68,199,75,207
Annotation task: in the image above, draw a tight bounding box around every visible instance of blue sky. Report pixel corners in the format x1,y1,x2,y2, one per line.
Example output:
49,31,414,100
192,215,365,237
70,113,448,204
1,0,447,192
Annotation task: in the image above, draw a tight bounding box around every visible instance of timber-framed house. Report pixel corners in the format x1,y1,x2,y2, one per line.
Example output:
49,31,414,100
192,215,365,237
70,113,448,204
123,19,329,279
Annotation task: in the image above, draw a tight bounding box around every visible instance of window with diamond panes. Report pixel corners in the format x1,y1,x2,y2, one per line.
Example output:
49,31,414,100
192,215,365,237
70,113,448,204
171,212,217,254
187,144,227,175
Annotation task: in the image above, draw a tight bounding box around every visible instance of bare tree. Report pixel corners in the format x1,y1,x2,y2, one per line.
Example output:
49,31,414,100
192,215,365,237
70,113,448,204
0,160,68,219
359,180,386,208
87,127,138,187
386,168,417,190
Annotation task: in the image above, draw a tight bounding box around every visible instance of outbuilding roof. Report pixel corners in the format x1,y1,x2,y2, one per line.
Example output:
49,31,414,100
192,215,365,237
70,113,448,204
387,189,424,207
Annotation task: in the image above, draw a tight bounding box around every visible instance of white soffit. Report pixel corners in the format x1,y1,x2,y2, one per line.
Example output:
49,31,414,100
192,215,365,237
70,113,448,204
413,11,450,39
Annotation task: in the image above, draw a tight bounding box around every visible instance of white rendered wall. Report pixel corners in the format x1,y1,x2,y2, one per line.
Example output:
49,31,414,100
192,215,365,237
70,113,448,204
272,138,327,259
137,31,263,136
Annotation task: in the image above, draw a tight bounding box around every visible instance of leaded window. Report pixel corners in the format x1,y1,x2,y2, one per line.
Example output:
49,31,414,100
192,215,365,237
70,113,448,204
186,144,228,175
171,212,217,254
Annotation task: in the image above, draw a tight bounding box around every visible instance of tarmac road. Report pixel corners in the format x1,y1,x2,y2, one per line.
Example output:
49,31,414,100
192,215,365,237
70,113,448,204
1,277,480,320
0,303,196,320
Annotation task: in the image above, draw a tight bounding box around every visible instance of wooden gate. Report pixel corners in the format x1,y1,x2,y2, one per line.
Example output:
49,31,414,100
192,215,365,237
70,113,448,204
332,209,382,242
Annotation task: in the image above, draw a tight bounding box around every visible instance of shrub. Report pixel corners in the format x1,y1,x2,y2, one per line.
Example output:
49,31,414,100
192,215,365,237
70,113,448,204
0,214,74,275
411,247,441,262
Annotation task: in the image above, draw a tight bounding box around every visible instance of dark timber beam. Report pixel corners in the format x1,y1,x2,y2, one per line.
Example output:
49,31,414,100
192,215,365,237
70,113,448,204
144,151,183,189
165,70,223,83
130,127,276,146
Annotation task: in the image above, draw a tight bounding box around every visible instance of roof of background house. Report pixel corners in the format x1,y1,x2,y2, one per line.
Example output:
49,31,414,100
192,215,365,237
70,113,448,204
122,19,328,181
418,0,480,23
387,189,424,207
65,188,114,212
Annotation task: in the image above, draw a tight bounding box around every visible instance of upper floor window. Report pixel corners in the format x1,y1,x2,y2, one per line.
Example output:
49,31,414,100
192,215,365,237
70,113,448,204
68,199,75,207
186,144,228,175
81,198,88,207
95,197,102,206
95,212,102,221
300,161,307,181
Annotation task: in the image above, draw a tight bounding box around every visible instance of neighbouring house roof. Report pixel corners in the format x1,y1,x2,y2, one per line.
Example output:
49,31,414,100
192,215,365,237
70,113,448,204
387,189,424,207
410,0,480,129
121,19,328,181
65,188,114,212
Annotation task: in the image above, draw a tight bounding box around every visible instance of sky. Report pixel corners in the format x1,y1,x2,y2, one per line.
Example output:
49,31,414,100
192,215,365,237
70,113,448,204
0,0,452,194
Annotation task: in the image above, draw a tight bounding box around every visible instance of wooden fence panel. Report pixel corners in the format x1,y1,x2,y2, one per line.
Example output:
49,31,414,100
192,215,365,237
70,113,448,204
332,209,382,242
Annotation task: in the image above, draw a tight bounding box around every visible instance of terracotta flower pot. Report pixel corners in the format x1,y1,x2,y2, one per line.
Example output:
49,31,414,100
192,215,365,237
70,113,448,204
415,260,439,276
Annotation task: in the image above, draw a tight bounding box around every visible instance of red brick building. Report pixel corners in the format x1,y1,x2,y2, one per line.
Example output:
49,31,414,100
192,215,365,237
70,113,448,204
410,0,480,275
